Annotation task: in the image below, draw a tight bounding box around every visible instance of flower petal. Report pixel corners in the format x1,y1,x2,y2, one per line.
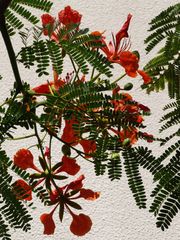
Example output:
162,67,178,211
119,127,138,145
67,175,85,191
14,149,37,170
119,51,139,77
40,212,56,235
41,14,55,26
79,189,100,201
32,82,53,94
115,14,132,51
79,139,96,158
138,70,152,84
60,156,80,175
12,179,32,201
61,118,79,145
70,213,92,236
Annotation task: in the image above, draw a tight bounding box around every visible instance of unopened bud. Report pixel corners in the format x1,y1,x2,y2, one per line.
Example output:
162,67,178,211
123,83,133,90
122,138,131,146
62,144,71,156
132,50,140,60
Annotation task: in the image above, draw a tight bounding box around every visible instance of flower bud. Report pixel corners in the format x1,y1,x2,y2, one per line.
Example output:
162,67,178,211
123,82,133,90
122,138,131,146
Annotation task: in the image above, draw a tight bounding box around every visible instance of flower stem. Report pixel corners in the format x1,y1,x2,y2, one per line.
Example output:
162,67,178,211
90,72,101,82
6,134,35,141
111,73,126,85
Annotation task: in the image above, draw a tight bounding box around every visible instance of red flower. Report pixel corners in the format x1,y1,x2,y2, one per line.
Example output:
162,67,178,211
41,14,55,26
46,175,100,236
41,14,55,36
58,156,80,175
40,212,56,235
58,6,82,26
99,15,151,83
61,117,97,158
14,149,40,172
79,189,100,201
101,14,132,61
79,139,96,158
12,179,32,201
70,213,92,236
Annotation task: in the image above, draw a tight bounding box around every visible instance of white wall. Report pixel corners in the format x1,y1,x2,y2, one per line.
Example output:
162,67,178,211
0,0,180,239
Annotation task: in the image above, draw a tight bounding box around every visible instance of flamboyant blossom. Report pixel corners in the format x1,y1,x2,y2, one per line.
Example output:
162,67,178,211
41,13,55,36
58,6,82,26
61,117,79,144
97,14,151,84
119,127,138,145
40,175,99,236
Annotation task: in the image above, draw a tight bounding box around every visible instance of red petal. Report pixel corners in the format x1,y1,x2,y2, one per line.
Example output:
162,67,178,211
115,14,132,51
67,175,85,191
60,156,80,175
40,212,56,235
61,118,79,145
142,132,154,142
119,51,139,77
138,104,150,112
119,128,138,145
32,82,53,94
138,70,152,84
79,139,96,158
14,149,36,170
12,179,32,201
79,189,100,201
70,213,92,236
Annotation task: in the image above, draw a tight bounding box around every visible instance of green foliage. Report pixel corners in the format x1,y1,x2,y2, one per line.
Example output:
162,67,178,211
0,149,32,239
5,0,53,36
134,96,180,229
122,148,147,209
18,26,113,77
0,98,35,143
143,3,180,99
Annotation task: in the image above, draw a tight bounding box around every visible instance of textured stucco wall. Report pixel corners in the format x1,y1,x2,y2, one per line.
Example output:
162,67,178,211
0,0,179,239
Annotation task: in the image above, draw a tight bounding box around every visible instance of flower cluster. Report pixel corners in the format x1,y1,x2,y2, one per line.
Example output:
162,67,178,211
12,5,154,238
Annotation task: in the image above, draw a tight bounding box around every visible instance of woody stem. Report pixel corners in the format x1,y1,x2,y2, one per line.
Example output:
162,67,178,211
0,13,23,94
